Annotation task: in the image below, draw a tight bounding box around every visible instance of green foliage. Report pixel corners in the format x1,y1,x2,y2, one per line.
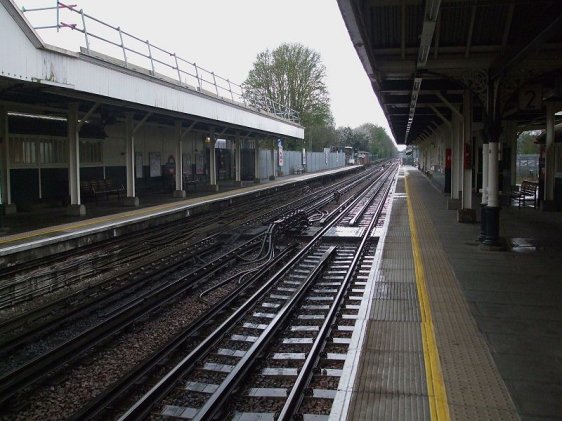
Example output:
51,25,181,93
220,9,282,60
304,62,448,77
243,42,397,156
243,43,332,128
306,124,338,151
517,131,540,154
336,124,397,158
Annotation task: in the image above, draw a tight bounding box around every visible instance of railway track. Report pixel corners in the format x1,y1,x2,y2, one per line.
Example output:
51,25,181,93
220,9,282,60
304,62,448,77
115,165,396,420
0,163,397,419
0,234,270,405
0,167,372,312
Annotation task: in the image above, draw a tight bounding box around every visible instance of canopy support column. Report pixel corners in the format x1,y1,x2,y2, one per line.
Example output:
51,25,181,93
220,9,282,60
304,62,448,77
542,102,556,210
173,120,186,198
208,128,218,190
124,112,139,207
67,103,85,216
235,136,241,184
254,140,260,183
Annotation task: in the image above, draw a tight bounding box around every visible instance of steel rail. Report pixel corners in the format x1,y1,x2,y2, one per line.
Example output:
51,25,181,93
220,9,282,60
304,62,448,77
194,168,397,420
118,166,388,420
119,246,337,421
68,244,296,421
0,213,221,309
0,170,340,311
0,242,219,345
0,235,264,407
278,167,396,419
348,167,395,226
192,246,337,421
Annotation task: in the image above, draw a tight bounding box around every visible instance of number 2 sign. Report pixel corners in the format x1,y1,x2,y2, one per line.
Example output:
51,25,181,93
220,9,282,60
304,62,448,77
518,84,542,110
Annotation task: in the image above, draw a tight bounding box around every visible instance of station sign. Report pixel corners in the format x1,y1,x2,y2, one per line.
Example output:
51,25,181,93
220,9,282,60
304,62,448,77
518,84,542,110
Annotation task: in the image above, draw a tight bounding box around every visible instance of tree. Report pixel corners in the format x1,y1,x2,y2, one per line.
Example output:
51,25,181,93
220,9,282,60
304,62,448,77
307,124,338,151
336,124,397,158
336,127,354,148
243,43,332,128
517,131,540,154
357,123,397,158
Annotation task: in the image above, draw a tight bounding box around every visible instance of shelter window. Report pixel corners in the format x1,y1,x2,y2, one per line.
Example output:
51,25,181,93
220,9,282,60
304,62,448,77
80,140,103,164
10,137,37,165
40,138,67,164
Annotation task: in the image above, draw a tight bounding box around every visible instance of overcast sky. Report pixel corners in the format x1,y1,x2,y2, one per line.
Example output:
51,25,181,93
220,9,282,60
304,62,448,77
17,0,396,144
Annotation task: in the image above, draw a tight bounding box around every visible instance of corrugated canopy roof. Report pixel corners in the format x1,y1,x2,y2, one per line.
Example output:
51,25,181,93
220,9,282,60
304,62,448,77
338,0,562,144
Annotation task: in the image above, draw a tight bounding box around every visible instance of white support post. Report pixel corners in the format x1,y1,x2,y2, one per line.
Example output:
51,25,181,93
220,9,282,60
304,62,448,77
254,139,260,183
436,92,464,207
173,121,185,198
124,113,139,207
235,137,241,183
462,89,473,209
66,104,86,215
270,139,276,180
445,125,453,195
508,122,517,191
67,104,80,207
0,106,16,217
0,107,9,208
482,142,489,205
478,139,489,242
451,115,461,200
209,129,217,188
488,142,499,208
457,115,464,201
544,103,555,207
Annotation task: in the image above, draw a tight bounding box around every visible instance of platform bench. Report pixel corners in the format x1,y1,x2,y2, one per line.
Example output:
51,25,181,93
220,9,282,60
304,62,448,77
511,180,538,208
293,167,304,175
183,175,200,191
82,179,125,202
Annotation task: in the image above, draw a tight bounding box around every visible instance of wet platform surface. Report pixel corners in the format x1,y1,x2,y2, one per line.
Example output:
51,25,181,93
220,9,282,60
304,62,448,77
337,167,561,420
2,165,561,420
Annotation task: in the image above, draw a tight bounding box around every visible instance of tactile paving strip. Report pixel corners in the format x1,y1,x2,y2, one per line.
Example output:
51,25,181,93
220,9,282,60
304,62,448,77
405,170,519,420
336,171,520,421
344,176,430,420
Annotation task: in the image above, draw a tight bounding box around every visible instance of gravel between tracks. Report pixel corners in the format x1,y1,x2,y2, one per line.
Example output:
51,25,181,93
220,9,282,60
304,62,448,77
9,279,239,420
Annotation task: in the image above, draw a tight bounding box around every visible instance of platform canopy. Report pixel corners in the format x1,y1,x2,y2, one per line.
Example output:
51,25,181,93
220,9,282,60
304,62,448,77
0,0,304,141
338,0,562,144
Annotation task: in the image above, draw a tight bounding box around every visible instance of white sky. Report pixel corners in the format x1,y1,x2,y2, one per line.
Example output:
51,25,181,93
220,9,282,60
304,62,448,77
16,0,398,145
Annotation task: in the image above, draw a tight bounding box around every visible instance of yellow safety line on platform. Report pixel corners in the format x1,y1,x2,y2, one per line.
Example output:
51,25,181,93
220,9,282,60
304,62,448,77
405,174,450,421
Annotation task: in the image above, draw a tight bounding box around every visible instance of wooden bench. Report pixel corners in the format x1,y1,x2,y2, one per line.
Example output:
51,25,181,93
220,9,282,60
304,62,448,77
511,180,538,208
183,174,201,191
293,167,304,175
80,181,95,202
81,179,125,202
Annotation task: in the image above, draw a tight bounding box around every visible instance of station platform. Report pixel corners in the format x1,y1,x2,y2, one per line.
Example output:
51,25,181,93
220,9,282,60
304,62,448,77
0,166,358,264
334,166,562,421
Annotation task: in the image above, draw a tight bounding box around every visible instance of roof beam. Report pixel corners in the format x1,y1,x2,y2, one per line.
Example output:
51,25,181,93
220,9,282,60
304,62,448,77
433,11,441,59
401,0,406,60
429,104,452,129
407,0,441,142
465,5,477,58
435,91,462,119
501,4,515,51
491,5,562,79
77,102,99,131
417,0,441,68
132,112,152,135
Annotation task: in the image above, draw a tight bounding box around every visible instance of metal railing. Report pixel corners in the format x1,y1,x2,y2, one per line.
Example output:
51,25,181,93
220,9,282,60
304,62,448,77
21,2,299,123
